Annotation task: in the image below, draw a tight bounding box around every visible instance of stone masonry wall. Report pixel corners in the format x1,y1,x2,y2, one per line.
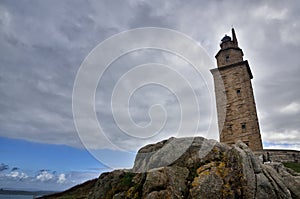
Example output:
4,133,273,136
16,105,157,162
255,149,300,163
211,61,263,151
216,48,243,67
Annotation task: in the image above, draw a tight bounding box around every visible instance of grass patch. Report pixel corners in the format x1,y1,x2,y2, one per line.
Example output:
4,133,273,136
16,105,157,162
120,172,135,188
283,162,300,173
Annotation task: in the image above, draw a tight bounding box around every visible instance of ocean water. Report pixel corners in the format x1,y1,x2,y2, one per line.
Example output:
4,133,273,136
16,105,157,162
0,194,34,199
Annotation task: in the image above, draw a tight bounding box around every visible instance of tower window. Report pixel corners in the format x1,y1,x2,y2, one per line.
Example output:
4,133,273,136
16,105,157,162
236,89,241,96
226,55,230,62
227,125,233,134
241,123,246,131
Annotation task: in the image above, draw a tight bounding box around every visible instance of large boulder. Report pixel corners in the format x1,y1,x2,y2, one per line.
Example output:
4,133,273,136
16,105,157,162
87,136,300,199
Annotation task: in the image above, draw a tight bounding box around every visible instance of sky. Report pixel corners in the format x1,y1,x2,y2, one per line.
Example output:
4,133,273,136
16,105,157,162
1,0,300,191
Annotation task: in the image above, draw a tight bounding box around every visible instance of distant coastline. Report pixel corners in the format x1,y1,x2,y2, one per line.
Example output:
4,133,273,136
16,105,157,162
0,189,56,197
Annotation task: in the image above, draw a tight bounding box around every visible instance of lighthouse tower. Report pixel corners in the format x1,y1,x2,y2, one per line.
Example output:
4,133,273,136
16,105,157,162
211,28,263,151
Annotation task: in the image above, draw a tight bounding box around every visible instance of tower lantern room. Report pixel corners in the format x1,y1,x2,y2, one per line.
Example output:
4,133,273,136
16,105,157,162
216,29,244,68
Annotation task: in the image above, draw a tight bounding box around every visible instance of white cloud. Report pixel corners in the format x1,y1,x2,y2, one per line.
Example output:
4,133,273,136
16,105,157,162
57,173,66,184
262,129,300,149
6,171,28,180
264,143,300,151
0,5,11,29
253,5,288,20
0,164,100,191
36,171,54,182
280,102,300,114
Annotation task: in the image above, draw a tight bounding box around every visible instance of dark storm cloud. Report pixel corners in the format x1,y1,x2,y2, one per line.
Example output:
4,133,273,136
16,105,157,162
0,0,300,149
0,163,9,172
11,167,18,171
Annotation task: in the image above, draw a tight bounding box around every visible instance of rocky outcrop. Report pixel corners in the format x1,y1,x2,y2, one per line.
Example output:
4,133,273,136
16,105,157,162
88,137,300,199
88,137,300,198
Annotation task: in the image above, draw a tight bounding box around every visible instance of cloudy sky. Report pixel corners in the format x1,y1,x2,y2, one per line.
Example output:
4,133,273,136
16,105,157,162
1,0,300,191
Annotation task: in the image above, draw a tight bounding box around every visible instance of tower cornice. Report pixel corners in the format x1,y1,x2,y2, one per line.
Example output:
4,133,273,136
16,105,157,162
210,60,253,79
215,47,244,58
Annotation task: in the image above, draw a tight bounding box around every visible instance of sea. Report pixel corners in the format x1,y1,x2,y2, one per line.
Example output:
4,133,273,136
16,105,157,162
0,194,35,199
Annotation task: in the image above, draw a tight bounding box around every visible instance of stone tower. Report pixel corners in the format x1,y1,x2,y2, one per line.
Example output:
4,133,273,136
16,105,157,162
211,28,263,151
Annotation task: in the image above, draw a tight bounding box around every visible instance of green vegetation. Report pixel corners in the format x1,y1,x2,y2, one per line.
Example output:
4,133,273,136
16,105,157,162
283,162,300,173
105,172,136,199
120,172,135,188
